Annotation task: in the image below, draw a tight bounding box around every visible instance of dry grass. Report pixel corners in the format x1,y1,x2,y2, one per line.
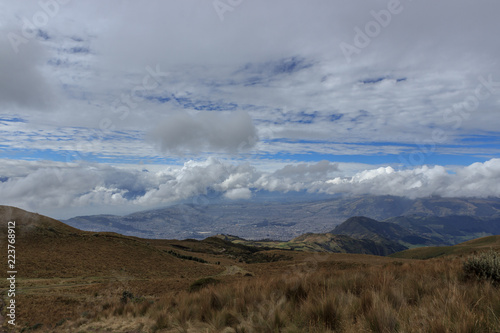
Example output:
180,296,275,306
48,257,500,333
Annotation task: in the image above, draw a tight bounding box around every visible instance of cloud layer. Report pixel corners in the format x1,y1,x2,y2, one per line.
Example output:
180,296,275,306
1,158,499,219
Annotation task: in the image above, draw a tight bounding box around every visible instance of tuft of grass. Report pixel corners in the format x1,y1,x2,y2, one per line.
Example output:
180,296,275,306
463,249,500,283
189,277,220,292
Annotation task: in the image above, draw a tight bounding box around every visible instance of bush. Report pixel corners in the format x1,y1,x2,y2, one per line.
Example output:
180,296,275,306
463,250,500,283
189,277,220,292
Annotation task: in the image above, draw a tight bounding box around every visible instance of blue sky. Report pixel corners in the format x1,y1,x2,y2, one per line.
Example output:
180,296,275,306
0,0,499,218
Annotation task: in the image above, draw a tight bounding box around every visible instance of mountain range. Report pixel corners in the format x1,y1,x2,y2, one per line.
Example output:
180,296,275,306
63,195,500,240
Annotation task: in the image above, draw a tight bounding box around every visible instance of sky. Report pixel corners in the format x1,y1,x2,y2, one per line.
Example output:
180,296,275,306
1,0,500,219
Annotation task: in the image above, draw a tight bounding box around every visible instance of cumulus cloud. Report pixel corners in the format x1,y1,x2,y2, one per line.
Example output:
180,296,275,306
321,160,500,198
150,111,258,154
1,158,499,219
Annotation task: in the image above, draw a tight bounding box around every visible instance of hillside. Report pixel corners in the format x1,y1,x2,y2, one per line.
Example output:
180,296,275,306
215,231,406,256
332,216,434,247
390,235,500,260
385,214,500,245
0,205,220,279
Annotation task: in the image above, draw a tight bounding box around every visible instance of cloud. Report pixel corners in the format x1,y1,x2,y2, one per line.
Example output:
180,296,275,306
150,111,258,154
273,160,338,178
224,188,252,200
2,158,499,219
0,30,54,109
322,159,500,198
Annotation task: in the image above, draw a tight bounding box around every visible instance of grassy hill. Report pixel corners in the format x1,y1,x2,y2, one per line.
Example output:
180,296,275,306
332,216,433,247
390,235,500,260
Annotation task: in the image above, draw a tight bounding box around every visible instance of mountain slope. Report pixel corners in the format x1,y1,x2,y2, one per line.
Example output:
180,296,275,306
390,235,500,260
385,214,500,245
331,216,433,246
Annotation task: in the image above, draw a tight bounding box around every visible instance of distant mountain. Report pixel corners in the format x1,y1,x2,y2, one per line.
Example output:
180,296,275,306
332,216,434,247
63,196,500,240
332,215,500,248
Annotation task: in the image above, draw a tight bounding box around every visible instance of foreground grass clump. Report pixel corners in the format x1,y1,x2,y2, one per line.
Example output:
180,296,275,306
70,258,500,333
189,277,221,292
463,249,500,283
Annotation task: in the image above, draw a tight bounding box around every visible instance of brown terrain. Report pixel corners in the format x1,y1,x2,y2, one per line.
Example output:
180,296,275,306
0,205,499,332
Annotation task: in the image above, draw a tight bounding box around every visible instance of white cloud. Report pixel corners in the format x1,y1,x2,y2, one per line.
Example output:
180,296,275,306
1,158,499,218
224,188,252,200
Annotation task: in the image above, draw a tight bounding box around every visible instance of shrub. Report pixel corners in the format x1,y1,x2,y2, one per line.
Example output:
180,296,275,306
463,250,500,283
120,291,134,304
189,277,220,292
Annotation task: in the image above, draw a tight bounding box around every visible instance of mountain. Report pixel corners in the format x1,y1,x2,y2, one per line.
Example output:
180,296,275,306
63,196,500,240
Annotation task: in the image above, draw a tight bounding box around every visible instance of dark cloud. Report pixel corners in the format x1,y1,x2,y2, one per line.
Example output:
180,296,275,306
0,30,54,109
151,111,258,154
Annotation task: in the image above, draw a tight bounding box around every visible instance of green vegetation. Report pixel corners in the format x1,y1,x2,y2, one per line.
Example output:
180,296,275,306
164,249,208,263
